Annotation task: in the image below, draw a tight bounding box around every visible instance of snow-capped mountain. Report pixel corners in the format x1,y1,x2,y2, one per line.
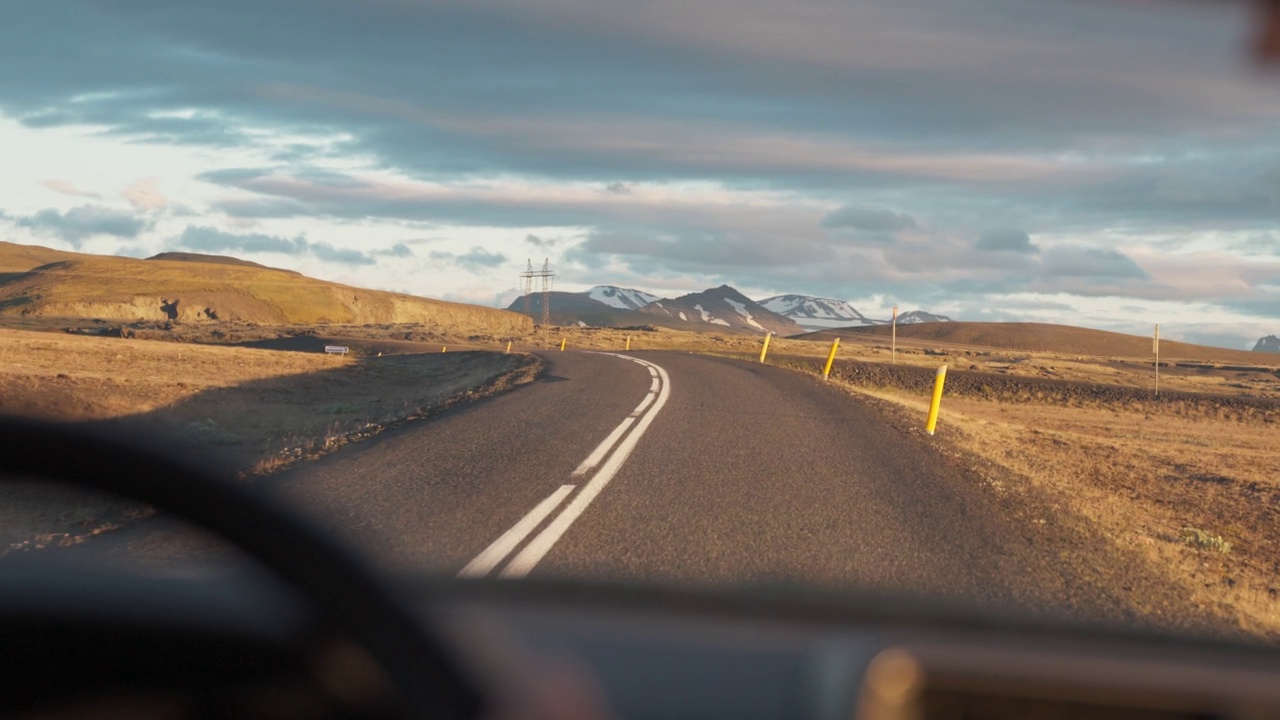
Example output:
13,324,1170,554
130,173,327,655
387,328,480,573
507,285,948,334
759,294,873,331
641,285,799,334
760,294,952,329
1255,335,1280,353
586,285,661,311
896,310,952,324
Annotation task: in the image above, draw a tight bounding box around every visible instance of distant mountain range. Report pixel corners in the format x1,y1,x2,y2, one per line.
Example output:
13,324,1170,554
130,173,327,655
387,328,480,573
507,284,951,336
1255,335,1280,353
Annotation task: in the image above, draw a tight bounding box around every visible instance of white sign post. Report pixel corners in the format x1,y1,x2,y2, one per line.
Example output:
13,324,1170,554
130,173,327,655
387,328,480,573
891,306,898,365
1153,324,1159,395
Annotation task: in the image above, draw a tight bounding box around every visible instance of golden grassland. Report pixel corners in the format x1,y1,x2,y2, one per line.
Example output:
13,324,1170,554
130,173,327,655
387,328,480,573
802,320,1271,365
19,314,1273,399
931,397,1280,637
541,323,1280,399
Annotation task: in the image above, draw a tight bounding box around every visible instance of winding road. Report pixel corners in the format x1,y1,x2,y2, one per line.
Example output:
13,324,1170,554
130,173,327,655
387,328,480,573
262,350,1204,625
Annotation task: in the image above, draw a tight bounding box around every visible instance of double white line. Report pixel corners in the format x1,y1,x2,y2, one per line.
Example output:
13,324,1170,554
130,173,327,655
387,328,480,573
458,353,672,579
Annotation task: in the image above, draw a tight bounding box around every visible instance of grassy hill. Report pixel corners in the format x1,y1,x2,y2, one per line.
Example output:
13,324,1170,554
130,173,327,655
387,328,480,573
0,241,530,333
0,240,83,280
800,321,1272,364
147,251,294,273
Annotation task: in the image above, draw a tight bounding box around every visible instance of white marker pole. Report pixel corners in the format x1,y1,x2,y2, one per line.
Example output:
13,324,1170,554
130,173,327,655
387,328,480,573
891,305,898,365
1154,323,1160,395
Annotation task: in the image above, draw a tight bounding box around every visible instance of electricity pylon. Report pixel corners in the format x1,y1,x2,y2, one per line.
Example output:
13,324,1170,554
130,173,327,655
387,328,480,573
519,258,555,347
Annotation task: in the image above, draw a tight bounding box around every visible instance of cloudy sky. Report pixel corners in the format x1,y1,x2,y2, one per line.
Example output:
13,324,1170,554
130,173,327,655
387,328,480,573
2,0,1279,348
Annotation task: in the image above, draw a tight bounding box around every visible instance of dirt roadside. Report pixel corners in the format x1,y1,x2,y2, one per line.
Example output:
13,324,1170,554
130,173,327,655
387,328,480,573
0,328,541,554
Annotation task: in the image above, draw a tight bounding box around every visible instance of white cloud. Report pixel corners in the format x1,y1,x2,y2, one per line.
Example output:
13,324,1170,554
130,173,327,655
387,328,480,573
121,177,167,210
40,179,99,199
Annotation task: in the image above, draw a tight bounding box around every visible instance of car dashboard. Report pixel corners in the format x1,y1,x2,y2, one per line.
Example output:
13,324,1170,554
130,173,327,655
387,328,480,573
5,566,1279,720
442,579,1280,720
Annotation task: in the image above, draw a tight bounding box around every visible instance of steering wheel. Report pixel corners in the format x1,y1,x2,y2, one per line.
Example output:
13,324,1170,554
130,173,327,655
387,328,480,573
0,417,485,719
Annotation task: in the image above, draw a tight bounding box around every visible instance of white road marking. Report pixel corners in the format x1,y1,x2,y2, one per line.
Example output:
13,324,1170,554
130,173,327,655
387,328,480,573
629,390,656,417
500,356,671,578
459,353,672,580
571,417,636,476
456,484,575,578
571,360,662,475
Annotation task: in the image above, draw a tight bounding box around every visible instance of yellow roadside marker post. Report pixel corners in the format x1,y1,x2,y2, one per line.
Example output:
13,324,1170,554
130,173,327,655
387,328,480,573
822,337,840,381
442,346,447,353
560,337,566,351
759,332,773,363
925,364,948,435
625,336,631,351
505,340,512,353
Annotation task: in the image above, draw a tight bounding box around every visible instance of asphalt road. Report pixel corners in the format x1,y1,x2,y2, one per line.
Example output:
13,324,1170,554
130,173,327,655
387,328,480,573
260,350,1214,628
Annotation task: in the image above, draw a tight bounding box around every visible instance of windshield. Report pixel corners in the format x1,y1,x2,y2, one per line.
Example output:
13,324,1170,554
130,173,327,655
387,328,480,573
2,0,1278,643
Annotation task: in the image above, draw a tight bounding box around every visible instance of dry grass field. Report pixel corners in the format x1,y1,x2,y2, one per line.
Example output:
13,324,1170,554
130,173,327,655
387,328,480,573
935,398,1280,637
801,321,1272,364
0,328,538,554
0,314,779,358
764,327,1280,399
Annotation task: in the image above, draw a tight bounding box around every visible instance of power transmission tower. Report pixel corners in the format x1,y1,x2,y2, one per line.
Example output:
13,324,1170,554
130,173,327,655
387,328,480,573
519,258,555,347
521,260,534,319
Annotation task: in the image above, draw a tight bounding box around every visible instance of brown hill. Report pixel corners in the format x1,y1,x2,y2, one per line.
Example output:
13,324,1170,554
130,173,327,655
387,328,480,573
0,240,84,276
147,251,296,274
800,321,1276,365
0,241,530,333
